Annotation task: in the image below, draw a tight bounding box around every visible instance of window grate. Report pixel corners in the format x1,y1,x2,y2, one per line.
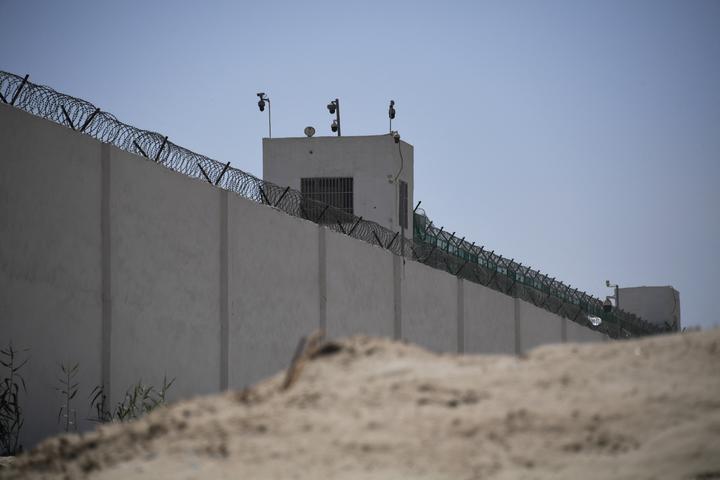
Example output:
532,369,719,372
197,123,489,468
399,180,408,229
301,177,353,220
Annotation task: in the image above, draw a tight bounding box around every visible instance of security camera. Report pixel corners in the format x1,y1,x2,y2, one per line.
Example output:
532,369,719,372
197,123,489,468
391,130,400,143
327,102,336,114
331,119,338,132
257,92,267,112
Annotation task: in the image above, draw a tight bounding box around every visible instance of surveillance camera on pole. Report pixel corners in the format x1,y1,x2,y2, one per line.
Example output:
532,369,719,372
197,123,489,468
327,98,341,136
388,100,396,132
605,280,621,337
606,280,619,308
256,92,271,138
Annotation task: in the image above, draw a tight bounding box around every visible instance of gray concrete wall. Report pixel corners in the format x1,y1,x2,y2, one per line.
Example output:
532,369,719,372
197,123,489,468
565,319,605,343
463,280,516,354
618,286,681,330
402,260,459,353
109,145,221,406
0,105,103,448
0,104,604,449
325,228,394,339
227,195,321,389
517,300,565,354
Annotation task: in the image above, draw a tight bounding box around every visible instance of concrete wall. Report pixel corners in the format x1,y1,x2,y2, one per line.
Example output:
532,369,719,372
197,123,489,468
402,261,458,353
463,280,516,354
0,104,603,449
228,196,320,389
109,145,221,405
618,286,681,330
0,105,103,448
325,228,394,339
565,319,605,343
263,135,414,234
516,300,565,354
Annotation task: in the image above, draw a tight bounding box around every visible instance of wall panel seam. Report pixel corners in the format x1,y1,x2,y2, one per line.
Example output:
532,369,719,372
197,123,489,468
220,190,229,390
101,143,112,403
457,278,464,354
319,226,327,332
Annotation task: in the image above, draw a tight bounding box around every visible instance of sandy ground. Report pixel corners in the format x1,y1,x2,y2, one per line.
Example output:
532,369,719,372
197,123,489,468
2,329,720,480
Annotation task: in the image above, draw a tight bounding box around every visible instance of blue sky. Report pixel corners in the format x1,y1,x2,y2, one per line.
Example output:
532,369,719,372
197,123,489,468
2,0,718,328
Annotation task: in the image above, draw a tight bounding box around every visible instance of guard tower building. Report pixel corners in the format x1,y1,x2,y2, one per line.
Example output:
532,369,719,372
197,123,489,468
263,134,414,236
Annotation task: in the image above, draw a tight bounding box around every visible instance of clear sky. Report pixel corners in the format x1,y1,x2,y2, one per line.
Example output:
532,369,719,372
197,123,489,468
2,0,718,329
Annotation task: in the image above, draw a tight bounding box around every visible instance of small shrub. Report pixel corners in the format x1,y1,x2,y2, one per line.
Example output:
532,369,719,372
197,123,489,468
89,385,111,424
90,375,175,423
56,363,79,432
0,343,29,455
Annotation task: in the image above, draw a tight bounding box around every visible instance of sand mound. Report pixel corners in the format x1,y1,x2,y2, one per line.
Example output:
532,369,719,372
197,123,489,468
3,330,720,480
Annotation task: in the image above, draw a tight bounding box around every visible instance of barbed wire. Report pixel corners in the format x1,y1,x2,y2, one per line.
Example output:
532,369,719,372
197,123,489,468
0,70,665,338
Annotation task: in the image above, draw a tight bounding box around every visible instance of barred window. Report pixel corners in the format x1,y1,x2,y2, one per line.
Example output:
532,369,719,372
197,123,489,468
301,177,353,216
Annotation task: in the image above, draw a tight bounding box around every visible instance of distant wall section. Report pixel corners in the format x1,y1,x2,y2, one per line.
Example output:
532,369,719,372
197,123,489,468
618,286,681,331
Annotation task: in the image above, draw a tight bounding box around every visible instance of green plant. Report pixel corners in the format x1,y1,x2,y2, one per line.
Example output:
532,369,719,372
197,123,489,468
90,375,175,423
56,363,79,432
0,343,28,455
89,385,111,423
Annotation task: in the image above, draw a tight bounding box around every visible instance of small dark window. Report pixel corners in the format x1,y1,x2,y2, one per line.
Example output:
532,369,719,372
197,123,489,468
301,177,353,221
399,180,408,229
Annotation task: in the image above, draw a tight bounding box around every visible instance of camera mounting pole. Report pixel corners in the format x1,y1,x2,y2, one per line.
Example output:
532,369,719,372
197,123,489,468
327,98,341,136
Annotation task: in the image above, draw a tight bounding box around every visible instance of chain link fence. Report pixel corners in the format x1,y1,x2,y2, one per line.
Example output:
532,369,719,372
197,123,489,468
1,70,666,339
